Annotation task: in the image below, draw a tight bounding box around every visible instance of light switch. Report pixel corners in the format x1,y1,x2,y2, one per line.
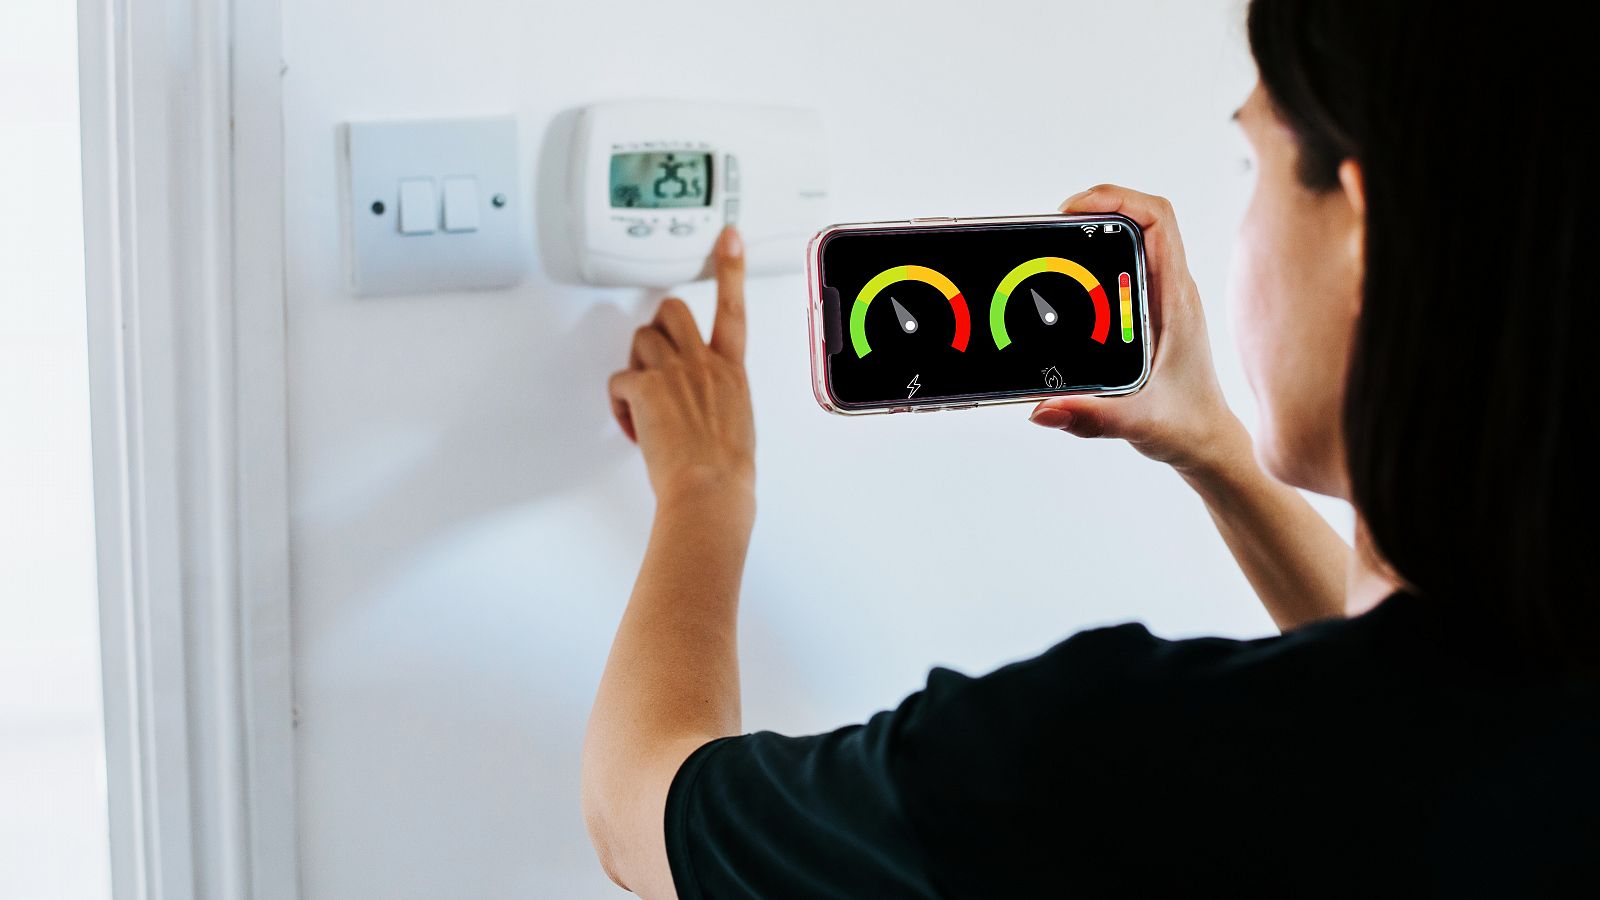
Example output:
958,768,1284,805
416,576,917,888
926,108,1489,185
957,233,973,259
442,177,480,233
398,178,437,234
343,116,524,295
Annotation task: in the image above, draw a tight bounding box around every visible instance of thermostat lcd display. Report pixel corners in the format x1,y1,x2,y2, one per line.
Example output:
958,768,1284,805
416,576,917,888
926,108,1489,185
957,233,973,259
609,152,712,209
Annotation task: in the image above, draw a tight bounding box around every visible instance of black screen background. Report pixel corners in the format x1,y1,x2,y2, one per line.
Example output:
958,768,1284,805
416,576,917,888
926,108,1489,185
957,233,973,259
820,220,1147,409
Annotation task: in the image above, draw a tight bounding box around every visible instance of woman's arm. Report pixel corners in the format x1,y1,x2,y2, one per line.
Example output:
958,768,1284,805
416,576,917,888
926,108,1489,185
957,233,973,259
1030,185,1348,629
583,228,755,898
1176,418,1350,629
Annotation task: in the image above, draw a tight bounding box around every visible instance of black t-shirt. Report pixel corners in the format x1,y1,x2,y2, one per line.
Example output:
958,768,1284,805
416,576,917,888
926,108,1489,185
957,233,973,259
664,592,1599,897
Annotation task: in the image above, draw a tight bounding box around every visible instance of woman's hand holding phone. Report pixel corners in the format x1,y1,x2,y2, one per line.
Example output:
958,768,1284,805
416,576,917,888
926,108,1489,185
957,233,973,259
607,226,757,518
1035,186,1352,629
1029,185,1249,476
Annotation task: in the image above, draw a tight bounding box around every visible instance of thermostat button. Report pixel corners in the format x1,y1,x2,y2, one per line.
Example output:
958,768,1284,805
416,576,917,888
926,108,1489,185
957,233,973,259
626,223,653,237
669,223,694,236
724,197,740,224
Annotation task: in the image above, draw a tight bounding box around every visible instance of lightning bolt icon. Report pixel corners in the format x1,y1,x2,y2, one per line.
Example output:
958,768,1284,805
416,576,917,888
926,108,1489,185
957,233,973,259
907,374,921,399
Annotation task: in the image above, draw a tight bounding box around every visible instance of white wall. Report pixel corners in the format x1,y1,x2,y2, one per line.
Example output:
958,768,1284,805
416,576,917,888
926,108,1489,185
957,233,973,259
283,1,1332,896
0,2,110,897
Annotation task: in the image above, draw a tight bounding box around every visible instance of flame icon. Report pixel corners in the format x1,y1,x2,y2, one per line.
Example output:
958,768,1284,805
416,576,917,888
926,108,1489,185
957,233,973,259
1042,366,1063,390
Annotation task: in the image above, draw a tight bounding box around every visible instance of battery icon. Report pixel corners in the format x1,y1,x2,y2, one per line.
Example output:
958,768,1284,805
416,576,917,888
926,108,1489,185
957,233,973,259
1103,223,1120,233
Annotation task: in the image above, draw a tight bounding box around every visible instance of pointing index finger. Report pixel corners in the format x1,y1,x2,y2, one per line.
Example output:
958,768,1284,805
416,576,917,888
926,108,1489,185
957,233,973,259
710,226,747,362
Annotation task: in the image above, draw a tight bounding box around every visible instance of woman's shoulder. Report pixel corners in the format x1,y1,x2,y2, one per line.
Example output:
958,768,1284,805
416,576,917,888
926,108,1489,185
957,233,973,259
881,592,1434,802
908,594,1407,720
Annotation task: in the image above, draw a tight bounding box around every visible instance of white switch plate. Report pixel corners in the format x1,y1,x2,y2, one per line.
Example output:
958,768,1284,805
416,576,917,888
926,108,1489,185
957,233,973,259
342,116,524,296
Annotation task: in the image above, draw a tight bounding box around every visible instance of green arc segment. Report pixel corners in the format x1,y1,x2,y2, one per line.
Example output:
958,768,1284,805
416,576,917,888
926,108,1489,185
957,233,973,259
990,256,1110,350
849,265,969,357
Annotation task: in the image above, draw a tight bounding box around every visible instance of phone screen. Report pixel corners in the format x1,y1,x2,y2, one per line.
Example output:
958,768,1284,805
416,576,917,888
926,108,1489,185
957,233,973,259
817,219,1148,409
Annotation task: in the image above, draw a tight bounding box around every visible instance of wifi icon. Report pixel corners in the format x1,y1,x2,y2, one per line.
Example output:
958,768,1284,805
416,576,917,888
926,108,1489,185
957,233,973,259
1080,224,1097,236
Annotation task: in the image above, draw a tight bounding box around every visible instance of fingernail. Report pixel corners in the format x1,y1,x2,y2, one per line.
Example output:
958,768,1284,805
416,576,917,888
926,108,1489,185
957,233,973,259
1058,189,1094,211
719,226,744,259
1029,408,1072,429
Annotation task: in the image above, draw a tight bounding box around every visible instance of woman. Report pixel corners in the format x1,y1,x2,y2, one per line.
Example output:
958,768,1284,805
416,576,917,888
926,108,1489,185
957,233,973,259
583,0,1597,895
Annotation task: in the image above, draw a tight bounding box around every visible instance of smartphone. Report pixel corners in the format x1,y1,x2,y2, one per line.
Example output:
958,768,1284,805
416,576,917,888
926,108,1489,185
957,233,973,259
807,214,1151,415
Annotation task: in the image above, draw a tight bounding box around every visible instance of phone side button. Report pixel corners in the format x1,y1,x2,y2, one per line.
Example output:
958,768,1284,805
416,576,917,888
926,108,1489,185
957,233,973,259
949,404,975,410
890,406,910,414
908,216,955,224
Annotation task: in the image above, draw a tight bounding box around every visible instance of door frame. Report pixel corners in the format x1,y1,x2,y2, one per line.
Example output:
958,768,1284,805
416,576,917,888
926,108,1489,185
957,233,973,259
76,0,298,896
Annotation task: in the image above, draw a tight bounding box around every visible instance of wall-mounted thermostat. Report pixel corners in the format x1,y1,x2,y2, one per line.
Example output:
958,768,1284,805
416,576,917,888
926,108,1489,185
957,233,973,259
568,101,829,287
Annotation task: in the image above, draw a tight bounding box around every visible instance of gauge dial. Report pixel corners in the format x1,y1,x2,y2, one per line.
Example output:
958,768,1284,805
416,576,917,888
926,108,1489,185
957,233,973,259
849,265,970,357
990,256,1109,350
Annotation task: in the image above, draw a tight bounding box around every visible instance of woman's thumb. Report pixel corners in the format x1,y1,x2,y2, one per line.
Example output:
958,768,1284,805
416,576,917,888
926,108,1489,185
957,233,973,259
1029,398,1110,438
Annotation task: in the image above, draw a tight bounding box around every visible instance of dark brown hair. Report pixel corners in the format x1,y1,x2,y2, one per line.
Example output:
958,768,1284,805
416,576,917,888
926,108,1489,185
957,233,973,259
1248,0,1597,669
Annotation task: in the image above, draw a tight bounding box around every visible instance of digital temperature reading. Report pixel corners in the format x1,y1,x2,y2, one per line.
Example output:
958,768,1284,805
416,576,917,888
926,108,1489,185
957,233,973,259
609,151,712,209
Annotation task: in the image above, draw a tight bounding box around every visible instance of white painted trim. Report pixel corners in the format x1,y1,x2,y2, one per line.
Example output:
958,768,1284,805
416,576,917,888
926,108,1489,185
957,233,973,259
77,0,298,895
231,0,300,895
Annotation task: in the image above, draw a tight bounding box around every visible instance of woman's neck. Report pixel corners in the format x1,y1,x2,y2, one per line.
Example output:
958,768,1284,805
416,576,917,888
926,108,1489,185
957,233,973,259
1347,516,1402,616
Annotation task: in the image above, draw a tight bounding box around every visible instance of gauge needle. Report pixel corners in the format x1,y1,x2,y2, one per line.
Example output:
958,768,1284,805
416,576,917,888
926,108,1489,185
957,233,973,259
1031,288,1058,325
891,296,919,333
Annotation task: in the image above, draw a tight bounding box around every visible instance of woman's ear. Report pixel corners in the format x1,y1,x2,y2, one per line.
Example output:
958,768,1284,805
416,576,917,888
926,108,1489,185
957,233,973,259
1337,156,1363,254
1337,158,1366,217
1337,158,1366,279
